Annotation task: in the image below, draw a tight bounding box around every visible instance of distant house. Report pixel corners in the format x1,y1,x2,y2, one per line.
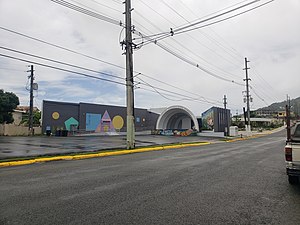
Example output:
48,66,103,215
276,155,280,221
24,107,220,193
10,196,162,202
12,106,40,126
15,106,39,114
12,110,24,125
277,111,286,118
1,106,41,136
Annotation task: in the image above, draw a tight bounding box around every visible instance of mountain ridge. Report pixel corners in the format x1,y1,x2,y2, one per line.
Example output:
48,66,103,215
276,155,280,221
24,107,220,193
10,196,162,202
256,97,300,116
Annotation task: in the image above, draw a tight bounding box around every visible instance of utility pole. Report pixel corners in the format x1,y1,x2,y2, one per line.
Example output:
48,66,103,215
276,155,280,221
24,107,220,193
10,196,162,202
223,95,228,136
286,95,291,142
28,65,34,136
223,95,227,109
124,0,135,149
243,57,251,133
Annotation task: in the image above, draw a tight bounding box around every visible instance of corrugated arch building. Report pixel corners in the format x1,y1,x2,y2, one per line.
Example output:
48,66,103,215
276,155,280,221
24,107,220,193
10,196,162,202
156,106,200,131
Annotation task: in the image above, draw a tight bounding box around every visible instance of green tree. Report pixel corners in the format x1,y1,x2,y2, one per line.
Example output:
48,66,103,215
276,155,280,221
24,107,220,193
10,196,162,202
21,110,41,126
0,89,19,124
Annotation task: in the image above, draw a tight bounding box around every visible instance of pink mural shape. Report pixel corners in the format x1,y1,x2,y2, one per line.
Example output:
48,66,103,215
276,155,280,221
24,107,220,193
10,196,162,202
95,110,115,133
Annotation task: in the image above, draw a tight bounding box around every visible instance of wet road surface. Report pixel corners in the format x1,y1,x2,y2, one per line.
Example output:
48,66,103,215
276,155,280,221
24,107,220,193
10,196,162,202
0,135,221,159
1,130,299,224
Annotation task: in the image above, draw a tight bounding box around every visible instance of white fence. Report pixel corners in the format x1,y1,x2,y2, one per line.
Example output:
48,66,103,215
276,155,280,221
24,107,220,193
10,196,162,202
0,124,42,136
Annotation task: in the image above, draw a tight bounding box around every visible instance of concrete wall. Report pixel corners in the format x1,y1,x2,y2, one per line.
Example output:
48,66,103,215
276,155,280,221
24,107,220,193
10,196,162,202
0,124,42,136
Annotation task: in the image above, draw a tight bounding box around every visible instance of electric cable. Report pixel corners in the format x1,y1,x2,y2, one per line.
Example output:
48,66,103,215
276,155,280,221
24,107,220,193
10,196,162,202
51,0,124,27
136,77,224,106
0,26,235,103
0,46,124,80
175,1,274,35
85,0,123,13
0,53,127,86
137,0,274,46
138,73,224,105
0,26,125,70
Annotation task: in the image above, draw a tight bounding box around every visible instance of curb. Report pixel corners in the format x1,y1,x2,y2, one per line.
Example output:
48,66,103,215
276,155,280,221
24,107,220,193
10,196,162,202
0,142,211,168
0,128,281,168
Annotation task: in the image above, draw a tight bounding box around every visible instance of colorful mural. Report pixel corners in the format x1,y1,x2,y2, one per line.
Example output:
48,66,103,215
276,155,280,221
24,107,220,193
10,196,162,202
85,111,125,133
86,113,101,131
52,112,59,120
43,100,159,134
95,110,114,132
112,115,124,131
64,117,79,131
159,129,195,136
202,108,214,130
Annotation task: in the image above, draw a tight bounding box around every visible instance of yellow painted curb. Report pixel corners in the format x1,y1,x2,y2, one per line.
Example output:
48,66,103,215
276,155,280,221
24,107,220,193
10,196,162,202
0,162,11,167
0,142,211,168
0,128,278,168
226,138,244,143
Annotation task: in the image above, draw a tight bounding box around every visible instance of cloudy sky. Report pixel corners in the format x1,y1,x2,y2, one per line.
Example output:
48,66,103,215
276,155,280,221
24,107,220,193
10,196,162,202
0,0,299,116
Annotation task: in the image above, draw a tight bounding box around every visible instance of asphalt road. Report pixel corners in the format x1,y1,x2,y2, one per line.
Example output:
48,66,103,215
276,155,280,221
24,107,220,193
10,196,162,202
1,130,300,225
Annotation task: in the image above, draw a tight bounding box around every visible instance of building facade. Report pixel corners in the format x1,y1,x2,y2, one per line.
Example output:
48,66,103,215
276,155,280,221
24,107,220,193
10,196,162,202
201,107,231,132
42,100,159,134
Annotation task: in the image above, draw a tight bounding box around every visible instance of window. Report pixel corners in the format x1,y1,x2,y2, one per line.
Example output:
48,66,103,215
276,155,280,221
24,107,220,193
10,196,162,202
294,125,300,137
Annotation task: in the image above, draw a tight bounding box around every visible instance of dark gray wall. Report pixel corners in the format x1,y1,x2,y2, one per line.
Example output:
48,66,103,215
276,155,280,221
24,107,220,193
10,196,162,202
42,100,159,133
213,107,231,132
79,102,158,132
42,100,79,133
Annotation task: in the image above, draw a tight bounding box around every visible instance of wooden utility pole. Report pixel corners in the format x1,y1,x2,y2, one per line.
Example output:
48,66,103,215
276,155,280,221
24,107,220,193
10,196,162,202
124,0,135,149
243,57,251,131
28,65,34,136
286,95,291,142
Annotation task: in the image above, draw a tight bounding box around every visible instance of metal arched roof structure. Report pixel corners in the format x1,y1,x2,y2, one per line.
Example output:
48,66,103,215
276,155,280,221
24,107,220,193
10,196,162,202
156,106,199,131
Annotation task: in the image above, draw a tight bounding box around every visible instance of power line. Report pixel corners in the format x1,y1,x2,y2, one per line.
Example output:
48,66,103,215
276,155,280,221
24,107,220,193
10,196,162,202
133,9,243,75
133,0,275,81
174,0,259,32
0,53,127,86
137,0,274,45
0,26,234,105
0,1,272,108
0,26,125,70
133,11,242,80
175,1,274,35
137,73,225,105
131,1,274,89
153,40,245,86
43,1,259,86
160,0,189,23
250,86,269,106
51,0,123,26
0,52,232,108
110,0,122,4
85,0,123,13
0,46,124,80
131,11,245,85
137,77,224,106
